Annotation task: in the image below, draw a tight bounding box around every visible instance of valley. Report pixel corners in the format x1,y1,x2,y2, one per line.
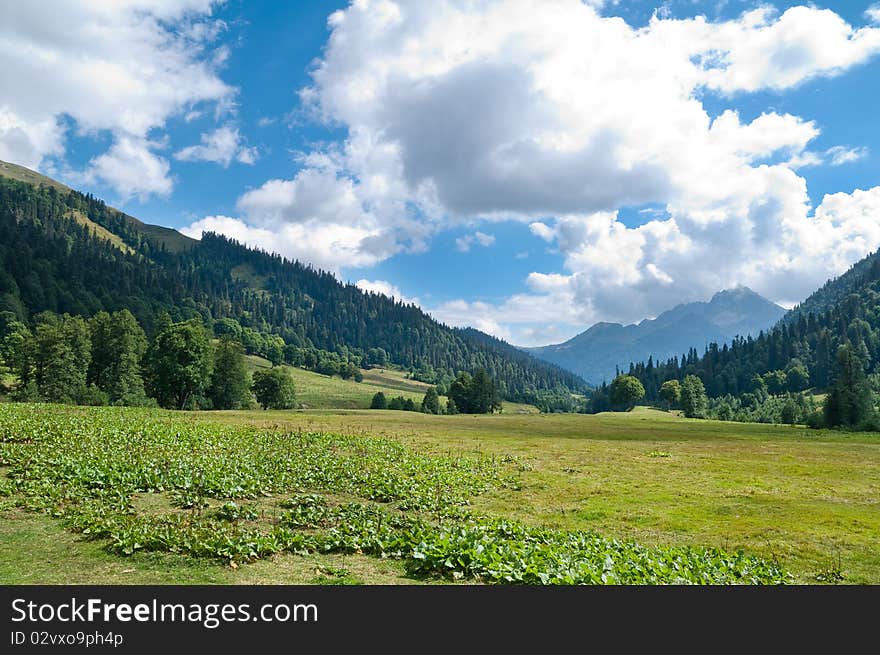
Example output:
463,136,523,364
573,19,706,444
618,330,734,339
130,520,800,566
2,404,877,585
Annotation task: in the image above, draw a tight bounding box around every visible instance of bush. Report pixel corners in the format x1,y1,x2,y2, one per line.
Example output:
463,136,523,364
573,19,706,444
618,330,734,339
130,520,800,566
76,384,109,407
856,413,880,432
370,391,387,409
251,368,297,410
805,410,825,429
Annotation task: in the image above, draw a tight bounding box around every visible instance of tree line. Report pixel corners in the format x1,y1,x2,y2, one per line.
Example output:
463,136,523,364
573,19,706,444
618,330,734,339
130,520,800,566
592,253,880,430
369,369,500,415
0,309,298,410
0,307,505,415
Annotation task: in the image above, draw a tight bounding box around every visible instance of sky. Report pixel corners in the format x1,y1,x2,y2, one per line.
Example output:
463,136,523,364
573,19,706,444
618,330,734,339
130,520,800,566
2,0,880,347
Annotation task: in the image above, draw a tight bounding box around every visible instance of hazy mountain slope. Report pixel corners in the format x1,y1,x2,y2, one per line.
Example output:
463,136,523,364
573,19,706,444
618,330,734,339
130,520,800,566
529,287,785,385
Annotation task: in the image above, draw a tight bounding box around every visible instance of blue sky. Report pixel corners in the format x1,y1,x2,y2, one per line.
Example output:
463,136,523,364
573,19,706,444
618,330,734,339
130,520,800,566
2,0,880,346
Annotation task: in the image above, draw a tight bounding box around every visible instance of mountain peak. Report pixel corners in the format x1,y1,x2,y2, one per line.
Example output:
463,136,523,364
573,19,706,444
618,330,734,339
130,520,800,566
710,286,759,302
530,288,785,385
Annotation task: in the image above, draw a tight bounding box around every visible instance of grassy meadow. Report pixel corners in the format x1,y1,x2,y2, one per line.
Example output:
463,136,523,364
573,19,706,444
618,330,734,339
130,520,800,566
1,401,877,585
244,356,538,414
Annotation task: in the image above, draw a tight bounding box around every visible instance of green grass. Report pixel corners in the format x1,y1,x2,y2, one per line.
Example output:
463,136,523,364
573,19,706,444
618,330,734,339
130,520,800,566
131,221,196,252
1,404,877,584
0,159,72,191
67,209,134,254
191,405,880,584
243,356,537,414
0,508,418,584
0,404,789,585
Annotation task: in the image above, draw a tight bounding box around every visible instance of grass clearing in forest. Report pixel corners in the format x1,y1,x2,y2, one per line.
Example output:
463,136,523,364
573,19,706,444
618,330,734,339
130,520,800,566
243,356,537,414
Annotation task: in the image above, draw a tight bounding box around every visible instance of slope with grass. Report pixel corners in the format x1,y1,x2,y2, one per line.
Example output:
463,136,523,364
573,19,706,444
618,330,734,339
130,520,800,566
244,355,537,413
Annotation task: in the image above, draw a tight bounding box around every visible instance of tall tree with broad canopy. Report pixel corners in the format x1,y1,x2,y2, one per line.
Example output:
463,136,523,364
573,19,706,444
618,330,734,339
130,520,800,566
144,318,213,410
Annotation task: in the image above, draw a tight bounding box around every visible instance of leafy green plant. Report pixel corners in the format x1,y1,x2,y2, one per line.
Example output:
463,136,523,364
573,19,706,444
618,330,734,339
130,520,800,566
0,404,790,584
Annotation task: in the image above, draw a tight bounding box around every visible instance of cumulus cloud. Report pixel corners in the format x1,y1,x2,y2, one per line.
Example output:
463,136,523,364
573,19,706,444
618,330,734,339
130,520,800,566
455,231,495,252
180,214,385,273
428,287,587,346
453,181,880,344
81,136,174,200
355,279,419,305
680,6,880,92
0,0,233,196
193,1,880,323
175,126,258,166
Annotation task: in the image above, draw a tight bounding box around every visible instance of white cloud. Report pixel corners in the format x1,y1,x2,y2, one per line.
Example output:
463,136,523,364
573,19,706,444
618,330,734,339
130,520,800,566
788,145,868,169
175,126,258,167
428,290,586,346
529,222,556,242
79,136,173,200
679,6,880,93
455,231,496,252
355,279,419,305
431,178,880,344
0,0,233,196
707,110,818,162
181,214,385,273
194,1,880,312
826,145,868,166
867,5,880,24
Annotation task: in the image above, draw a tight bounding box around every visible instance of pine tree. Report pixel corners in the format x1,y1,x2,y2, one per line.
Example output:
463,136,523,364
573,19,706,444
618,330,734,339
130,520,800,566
34,313,92,404
421,387,440,414
824,343,873,428
89,310,148,405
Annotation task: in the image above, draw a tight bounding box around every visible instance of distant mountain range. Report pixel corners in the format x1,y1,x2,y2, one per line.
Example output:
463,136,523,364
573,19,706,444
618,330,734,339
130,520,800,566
527,287,786,385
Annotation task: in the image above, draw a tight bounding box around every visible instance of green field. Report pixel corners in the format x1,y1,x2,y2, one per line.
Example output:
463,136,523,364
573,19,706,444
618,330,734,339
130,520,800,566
244,356,538,414
1,403,877,584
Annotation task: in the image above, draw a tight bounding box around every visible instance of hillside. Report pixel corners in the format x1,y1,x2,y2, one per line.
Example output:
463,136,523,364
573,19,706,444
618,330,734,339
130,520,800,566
244,355,538,413
529,287,785,385
0,161,584,402
0,160,196,254
784,248,880,323
626,248,880,401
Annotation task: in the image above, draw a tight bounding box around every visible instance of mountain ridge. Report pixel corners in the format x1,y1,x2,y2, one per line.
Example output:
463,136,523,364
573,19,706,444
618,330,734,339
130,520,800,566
0,160,585,402
528,286,786,385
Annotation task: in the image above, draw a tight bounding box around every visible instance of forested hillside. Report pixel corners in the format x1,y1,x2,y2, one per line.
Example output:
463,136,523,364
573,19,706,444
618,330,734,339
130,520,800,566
783,248,880,323
0,168,584,401
625,251,880,406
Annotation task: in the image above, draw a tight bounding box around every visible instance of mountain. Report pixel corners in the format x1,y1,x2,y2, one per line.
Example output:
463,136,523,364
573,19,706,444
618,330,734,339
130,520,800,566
528,287,786,385
0,160,196,253
0,160,585,401
626,249,880,402
783,247,880,324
